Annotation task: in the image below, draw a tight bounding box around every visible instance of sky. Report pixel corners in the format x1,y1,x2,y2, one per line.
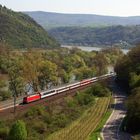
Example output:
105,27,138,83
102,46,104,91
0,0,140,17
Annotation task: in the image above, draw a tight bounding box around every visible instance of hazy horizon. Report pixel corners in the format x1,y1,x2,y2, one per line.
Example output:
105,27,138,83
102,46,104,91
23,11,140,18
1,0,140,17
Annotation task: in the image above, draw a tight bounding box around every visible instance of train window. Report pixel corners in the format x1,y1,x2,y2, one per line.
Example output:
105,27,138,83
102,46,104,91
57,87,68,91
43,90,55,95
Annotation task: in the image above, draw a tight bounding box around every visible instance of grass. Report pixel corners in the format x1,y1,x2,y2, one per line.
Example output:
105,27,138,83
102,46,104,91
47,97,111,140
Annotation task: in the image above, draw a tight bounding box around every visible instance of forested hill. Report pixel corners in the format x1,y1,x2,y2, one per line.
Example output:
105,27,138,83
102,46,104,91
25,11,140,29
48,26,140,47
0,5,59,48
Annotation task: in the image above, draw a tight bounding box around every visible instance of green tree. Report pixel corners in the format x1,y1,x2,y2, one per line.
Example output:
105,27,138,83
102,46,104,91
129,72,140,88
8,58,24,113
91,83,111,97
58,69,70,84
38,60,58,89
115,45,140,134
8,120,27,140
22,51,42,92
125,88,140,133
94,52,108,75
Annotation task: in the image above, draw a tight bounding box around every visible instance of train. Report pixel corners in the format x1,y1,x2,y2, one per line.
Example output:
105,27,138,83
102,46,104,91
23,73,115,104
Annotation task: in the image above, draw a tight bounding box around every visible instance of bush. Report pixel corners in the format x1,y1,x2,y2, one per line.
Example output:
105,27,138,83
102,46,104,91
27,129,41,140
91,84,111,97
133,135,140,140
0,91,11,101
75,91,94,106
43,112,53,124
0,127,9,140
8,120,27,140
25,106,45,118
65,96,77,108
0,96,2,101
33,121,47,134
52,113,69,128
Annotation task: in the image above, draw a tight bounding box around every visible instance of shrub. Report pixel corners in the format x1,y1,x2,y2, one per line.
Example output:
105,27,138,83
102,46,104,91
75,91,94,106
52,113,69,128
65,96,77,108
33,121,47,134
0,91,11,101
91,84,111,97
0,127,9,140
43,112,53,124
25,106,45,118
8,120,27,140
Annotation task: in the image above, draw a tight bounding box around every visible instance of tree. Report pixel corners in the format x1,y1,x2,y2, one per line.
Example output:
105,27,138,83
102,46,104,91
73,66,95,80
8,58,24,114
22,51,42,92
94,52,108,75
0,80,11,101
38,60,58,89
125,88,140,133
115,45,140,134
8,120,27,140
58,69,70,84
129,72,140,88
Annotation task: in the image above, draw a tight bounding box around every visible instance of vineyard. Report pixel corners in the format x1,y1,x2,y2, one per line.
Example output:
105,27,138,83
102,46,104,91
47,97,111,140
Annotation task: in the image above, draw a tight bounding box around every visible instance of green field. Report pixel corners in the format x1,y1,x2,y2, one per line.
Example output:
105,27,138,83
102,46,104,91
47,97,111,140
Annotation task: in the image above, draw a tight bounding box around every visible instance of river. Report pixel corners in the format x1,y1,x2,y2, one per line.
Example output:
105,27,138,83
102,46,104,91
61,45,129,54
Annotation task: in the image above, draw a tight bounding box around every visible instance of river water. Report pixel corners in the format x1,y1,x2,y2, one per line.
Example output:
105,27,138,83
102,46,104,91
61,45,129,54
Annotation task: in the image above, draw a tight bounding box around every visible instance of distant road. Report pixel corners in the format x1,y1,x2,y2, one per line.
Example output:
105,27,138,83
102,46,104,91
101,79,131,140
61,45,129,54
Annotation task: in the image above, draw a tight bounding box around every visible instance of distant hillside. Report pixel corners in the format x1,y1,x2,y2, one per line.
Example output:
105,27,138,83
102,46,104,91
25,11,140,29
48,26,140,47
0,6,59,48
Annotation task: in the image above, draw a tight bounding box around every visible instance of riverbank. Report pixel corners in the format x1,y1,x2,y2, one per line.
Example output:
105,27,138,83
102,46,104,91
61,45,129,54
